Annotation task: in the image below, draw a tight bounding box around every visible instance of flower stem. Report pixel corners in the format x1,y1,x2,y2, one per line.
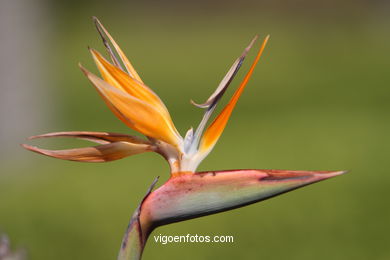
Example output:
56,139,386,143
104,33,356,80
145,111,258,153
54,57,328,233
117,178,158,260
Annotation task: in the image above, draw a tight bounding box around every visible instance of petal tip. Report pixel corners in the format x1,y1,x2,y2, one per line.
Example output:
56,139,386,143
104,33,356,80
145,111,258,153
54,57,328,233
79,63,90,76
78,62,85,70
21,143,38,152
27,135,37,140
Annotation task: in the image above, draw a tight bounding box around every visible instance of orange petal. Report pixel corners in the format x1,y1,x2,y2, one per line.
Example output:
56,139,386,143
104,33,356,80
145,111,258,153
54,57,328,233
199,35,269,152
93,17,143,83
90,49,171,119
28,131,150,145
80,65,182,147
22,141,152,162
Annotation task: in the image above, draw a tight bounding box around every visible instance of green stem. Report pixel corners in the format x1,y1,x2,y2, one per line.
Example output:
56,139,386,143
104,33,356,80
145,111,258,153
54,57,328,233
117,178,158,260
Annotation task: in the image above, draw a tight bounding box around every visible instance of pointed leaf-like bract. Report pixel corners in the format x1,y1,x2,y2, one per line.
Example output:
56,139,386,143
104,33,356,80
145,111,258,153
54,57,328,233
118,169,346,260
141,169,345,226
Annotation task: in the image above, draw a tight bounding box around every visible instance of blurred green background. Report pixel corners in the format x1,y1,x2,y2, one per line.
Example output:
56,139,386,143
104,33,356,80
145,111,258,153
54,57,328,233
1,0,389,259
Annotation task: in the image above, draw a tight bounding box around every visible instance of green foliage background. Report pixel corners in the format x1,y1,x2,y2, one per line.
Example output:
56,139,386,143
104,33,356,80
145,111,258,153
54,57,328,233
1,1,389,259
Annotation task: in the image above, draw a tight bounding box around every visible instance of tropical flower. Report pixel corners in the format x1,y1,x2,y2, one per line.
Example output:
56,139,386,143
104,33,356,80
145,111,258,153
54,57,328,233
23,18,346,260
23,17,269,174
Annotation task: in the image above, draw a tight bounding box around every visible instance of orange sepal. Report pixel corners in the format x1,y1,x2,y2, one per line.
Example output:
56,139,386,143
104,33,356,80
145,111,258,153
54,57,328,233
200,35,269,152
93,17,143,83
79,65,182,148
28,131,150,145
89,49,171,119
22,141,152,162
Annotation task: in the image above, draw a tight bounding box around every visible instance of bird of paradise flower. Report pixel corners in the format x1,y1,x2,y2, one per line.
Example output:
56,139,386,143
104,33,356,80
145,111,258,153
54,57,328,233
23,17,346,260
